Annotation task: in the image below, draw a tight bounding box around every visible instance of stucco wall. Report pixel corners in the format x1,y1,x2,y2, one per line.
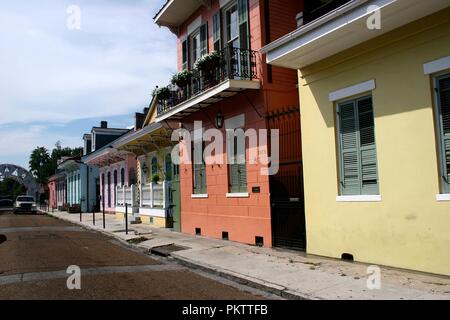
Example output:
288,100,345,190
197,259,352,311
298,9,450,275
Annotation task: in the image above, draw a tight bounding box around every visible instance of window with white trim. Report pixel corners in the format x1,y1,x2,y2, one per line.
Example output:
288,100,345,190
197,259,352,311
337,95,379,196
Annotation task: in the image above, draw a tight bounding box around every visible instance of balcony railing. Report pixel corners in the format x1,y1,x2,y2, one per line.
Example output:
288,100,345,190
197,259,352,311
116,185,136,207
157,45,258,117
140,182,171,209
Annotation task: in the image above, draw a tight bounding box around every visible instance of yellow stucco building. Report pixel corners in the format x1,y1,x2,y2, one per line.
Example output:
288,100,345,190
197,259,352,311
263,0,450,276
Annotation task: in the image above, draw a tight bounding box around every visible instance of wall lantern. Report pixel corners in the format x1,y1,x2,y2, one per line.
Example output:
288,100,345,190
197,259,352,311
216,111,224,129
142,163,149,174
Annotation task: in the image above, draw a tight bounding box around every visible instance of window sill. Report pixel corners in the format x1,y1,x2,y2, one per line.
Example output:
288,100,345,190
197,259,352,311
226,193,250,198
436,194,450,202
191,194,208,199
336,195,382,202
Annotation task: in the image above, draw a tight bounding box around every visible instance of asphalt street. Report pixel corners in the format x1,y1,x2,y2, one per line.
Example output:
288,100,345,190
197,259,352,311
0,209,268,300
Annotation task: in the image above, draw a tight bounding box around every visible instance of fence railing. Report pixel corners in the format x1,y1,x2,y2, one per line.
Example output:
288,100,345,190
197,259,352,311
157,45,258,116
116,185,136,207
140,181,171,209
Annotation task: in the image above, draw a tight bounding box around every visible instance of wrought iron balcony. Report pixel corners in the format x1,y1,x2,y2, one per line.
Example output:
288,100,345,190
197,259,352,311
156,46,259,119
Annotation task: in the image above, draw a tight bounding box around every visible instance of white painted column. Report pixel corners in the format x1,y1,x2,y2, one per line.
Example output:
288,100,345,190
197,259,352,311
150,183,154,208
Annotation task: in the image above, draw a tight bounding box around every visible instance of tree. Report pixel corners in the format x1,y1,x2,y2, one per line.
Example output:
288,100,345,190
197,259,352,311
29,147,51,185
28,143,83,185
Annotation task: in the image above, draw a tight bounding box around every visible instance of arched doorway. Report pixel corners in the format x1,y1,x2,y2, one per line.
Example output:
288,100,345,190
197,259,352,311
0,164,39,204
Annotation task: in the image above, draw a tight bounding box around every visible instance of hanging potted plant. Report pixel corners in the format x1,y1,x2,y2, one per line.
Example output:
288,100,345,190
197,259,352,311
171,69,193,88
152,86,171,101
194,51,221,85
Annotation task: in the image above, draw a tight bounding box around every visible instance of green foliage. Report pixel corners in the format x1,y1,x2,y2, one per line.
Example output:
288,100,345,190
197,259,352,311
171,70,193,87
151,173,160,184
194,51,221,72
0,178,26,199
152,86,171,100
29,147,51,185
29,142,83,185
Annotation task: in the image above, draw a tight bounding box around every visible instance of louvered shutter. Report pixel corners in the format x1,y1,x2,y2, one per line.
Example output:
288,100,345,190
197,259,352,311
238,0,249,50
339,101,361,195
200,23,208,57
193,142,207,194
338,97,379,195
437,75,450,193
229,135,247,193
182,39,188,70
213,12,222,52
358,97,379,195
238,164,247,192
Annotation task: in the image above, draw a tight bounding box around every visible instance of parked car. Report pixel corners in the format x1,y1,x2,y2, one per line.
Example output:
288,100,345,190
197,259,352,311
0,198,13,207
13,196,37,214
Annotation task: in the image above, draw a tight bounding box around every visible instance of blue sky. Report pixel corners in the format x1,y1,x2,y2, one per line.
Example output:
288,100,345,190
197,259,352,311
0,0,176,169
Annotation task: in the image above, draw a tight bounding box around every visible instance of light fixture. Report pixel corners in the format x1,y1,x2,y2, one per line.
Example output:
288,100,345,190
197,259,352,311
216,111,224,129
142,163,148,174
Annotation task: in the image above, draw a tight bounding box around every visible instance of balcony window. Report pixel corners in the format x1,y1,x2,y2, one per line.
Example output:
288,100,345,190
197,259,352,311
155,0,258,121
304,0,352,24
190,30,201,69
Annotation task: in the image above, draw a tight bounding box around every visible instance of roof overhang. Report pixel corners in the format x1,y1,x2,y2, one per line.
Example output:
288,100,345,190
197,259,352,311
114,122,172,156
155,79,261,122
154,0,210,33
262,0,450,69
58,159,81,172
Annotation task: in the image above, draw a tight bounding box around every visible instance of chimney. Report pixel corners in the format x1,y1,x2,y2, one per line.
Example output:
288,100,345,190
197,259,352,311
143,107,150,115
100,121,108,128
135,112,145,130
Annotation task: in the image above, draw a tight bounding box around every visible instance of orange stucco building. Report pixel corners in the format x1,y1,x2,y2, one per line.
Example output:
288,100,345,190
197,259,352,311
154,0,305,248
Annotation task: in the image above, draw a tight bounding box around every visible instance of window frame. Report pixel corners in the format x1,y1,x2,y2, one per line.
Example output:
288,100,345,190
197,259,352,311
335,94,380,197
433,72,450,195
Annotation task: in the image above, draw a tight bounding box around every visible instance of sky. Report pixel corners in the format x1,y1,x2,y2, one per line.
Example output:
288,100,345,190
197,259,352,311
0,0,176,169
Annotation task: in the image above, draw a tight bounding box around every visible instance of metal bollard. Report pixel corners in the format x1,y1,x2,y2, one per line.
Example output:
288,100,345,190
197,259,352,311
125,203,128,235
93,207,96,226
102,203,106,229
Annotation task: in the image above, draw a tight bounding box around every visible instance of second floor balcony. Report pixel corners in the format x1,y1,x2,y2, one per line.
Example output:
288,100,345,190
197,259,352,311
155,45,260,122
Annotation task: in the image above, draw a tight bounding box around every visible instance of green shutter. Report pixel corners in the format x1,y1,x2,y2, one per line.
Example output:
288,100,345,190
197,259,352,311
213,12,222,52
437,75,450,193
229,135,247,193
338,96,379,195
238,0,250,50
193,142,207,194
358,97,379,195
182,39,188,70
339,101,361,195
200,23,208,57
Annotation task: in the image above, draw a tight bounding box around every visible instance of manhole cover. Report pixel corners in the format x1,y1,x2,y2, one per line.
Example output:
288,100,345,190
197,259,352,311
150,244,190,257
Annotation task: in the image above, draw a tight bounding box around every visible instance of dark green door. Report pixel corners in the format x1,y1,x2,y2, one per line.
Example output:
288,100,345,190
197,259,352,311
171,164,181,232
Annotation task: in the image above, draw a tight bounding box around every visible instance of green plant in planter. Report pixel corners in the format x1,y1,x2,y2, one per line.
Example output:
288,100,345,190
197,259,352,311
151,173,160,184
194,51,221,72
152,86,171,100
171,70,193,88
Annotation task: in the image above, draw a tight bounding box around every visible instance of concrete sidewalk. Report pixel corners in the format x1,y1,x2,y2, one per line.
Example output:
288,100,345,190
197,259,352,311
45,210,450,300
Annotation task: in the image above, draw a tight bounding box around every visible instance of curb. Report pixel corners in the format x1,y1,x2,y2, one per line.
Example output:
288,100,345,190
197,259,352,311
43,211,149,254
44,211,316,300
170,253,317,300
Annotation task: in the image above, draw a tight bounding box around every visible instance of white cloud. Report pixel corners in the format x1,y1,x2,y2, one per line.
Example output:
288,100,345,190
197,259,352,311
0,0,176,125
0,125,82,169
